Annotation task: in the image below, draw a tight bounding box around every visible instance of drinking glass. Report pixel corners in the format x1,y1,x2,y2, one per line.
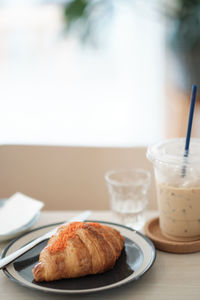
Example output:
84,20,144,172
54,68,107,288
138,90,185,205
105,168,151,230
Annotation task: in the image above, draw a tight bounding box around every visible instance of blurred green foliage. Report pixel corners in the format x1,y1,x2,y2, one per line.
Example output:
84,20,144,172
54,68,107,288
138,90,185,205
164,0,200,51
63,0,200,50
63,0,113,44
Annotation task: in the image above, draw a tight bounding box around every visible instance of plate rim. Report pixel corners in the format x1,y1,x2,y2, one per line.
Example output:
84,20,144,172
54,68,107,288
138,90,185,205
1,220,156,295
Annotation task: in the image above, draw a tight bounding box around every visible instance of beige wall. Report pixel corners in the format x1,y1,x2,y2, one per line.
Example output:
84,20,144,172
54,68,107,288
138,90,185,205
0,145,157,210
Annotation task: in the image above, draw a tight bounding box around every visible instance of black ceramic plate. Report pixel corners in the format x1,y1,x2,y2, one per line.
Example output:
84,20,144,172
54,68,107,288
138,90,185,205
1,221,156,294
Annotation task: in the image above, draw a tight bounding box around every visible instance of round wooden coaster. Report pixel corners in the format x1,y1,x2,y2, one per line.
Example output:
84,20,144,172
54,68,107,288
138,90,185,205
144,217,200,254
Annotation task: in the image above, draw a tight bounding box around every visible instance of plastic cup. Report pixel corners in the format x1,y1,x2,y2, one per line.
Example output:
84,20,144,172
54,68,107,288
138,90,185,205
105,168,151,231
147,137,200,241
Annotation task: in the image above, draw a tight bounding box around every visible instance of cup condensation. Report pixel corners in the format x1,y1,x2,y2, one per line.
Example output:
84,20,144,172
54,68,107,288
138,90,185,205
147,138,200,241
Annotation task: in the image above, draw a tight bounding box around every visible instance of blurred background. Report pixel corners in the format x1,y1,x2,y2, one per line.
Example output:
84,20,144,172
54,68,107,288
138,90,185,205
0,0,199,147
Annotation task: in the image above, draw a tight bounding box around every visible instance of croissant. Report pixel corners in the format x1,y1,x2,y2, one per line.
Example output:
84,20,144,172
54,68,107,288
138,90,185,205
32,222,124,282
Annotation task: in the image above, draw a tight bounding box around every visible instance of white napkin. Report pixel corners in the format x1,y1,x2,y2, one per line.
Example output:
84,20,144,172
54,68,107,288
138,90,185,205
0,192,44,235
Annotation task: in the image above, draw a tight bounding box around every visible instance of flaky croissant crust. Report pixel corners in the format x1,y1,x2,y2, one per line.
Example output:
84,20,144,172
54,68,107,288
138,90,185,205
32,222,124,282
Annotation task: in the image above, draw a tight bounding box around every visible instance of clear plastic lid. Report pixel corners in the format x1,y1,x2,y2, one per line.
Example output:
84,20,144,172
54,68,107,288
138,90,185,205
147,138,200,165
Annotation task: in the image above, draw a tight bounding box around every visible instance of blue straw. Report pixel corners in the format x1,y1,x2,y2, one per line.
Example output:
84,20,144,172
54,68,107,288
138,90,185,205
182,84,197,176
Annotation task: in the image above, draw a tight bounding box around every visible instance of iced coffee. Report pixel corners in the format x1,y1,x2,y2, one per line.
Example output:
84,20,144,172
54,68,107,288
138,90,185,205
147,138,200,241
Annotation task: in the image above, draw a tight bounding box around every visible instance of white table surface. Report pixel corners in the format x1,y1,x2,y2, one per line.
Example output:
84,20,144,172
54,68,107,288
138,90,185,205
0,210,200,300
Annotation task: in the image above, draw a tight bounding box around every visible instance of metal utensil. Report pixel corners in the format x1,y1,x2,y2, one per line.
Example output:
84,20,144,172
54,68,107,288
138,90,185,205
0,210,91,269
